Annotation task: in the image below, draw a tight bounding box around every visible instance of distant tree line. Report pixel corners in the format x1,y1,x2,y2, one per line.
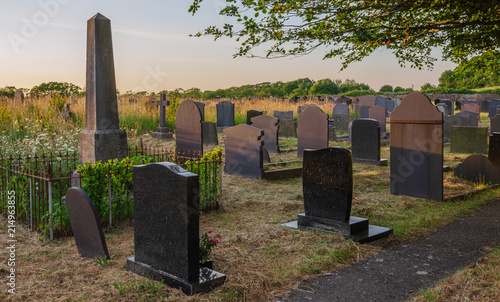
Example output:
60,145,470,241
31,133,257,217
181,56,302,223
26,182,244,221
0,82,85,98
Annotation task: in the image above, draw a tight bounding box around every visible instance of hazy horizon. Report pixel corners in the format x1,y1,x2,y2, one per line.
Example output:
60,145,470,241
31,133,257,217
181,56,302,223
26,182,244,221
0,1,457,93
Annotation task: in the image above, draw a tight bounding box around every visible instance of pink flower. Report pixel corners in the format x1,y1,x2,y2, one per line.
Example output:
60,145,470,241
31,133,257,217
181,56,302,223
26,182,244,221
208,229,213,234
217,234,222,239
208,238,214,243
215,240,219,244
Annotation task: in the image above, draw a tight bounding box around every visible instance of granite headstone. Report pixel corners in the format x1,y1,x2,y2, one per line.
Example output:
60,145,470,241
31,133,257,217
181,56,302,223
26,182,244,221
223,124,264,179
455,111,479,127
297,105,329,157
251,114,279,153
351,119,387,166
274,110,293,120
333,114,357,132
450,126,488,154
247,109,263,125
454,155,500,185
332,103,349,116
443,115,471,141
175,99,203,155
368,105,387,135
216,101,235,132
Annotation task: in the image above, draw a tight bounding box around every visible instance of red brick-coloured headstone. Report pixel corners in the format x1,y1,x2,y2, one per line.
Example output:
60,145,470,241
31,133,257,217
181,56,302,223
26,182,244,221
175,99,203,155
389,92,443,202
358,95,376,107
369,105,387,134
251,114,279,153
297,105,329,157
462,103,480,113
66,187,109,259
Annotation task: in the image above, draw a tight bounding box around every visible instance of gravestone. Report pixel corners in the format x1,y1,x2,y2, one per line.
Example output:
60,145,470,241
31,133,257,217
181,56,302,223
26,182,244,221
358,106,371,118
216,101,235,132
62,103,73,122
358,95,376,107
389,92,443,202
386,100,396,112
14,90,24,104
333,114,357,132
328,125,337,142
284,148,392,243
274,110,293,120
251,114,279,153
350,101,360,114
375,96,388,112
297,105,329,157
454,155,500,185
480,100,490,113
337,96,351,104
223,124,264,179
246,109,263,125
488,101,500,117
490,115,500,134
202,122,218,145
368,106,387,135
79,13,128,165
332,103,349,116
127,162,225,295
450,126,488,154
488,133,500,170
175,99,203,155
278,119,297,138
152,94,173,140
435,99,454,116
462,103,480,113
351,119,387,166
455,111,479,127
66,187,109,259
436,103,447,115
443,115,471,141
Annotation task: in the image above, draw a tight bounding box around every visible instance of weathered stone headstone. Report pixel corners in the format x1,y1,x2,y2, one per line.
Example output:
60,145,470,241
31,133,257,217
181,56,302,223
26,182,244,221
223,124,264,179
358,106,371,118
375,96,388,113
152,93,173,140
328,125,337,142
480,100,490,113
450,126,488,154
216,101,235,132
251,114,279,153
435,99,454,116
358,95,376,107
389,92,443,202
278,119,297,138
202,122,218,145
14,90,24,104
488,133,500,170
284,148,392,243
66,187,109,259
62,103,73,122
297,105,329,157
490,115,500,134
462,103,480,113
368,105,387,135
386,100,396,112
443,115,471,141
488,101,500,117
79,13,128,165
351,119,387,166
436,103,447,115
337,96,351,104
274,110,293,120
454,155,500,185
127,162,225,295
247,109,263,125
175,99,203,155
333,114,357,132
332,103,349,116
455,111,479,127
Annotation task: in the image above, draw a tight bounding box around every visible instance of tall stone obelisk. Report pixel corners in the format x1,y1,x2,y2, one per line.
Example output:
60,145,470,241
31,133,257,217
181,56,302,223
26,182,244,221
79,13,128,164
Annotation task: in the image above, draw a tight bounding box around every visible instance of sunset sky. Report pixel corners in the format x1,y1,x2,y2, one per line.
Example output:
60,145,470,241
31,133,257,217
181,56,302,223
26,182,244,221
0,0,457,93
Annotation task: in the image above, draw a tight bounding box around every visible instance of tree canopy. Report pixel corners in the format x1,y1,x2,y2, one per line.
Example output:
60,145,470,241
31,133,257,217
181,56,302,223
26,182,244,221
189,1,500,69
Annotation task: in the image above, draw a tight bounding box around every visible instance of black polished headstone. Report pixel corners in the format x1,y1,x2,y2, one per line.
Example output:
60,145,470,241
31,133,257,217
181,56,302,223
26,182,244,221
66,187,109,259
251,114,279,153
480,100,490,113
202,121,218,145
175,99,203,155
488,101,500,117
351,119,387,166
332,103,349,116
390,92,443,202
247,109,263,125
223,124,264,179
491,115,500,133
297,105,329,157
455,111,479,127
274,110,293,120
216,101,235,132
489,133,500,170
333,114,357,132
454,155,500,185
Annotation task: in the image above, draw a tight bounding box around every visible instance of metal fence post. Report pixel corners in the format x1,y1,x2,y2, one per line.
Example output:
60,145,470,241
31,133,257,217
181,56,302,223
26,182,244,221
48,180,53,241
30,178,33,231
108,174,112,227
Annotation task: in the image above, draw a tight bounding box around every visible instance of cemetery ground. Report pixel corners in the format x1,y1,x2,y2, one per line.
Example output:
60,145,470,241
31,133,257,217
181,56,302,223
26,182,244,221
1,98,500,301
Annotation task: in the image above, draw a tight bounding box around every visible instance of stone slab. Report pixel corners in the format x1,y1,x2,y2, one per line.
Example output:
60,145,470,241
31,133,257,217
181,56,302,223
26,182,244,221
450,126,488,154
454,155,500,184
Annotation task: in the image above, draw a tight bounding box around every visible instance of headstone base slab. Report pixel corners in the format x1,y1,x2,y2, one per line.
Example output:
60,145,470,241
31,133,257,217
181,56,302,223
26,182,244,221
126,257,226,295
352,158,388,166
283,213,392,243
79,129,128,164
152,127,173,140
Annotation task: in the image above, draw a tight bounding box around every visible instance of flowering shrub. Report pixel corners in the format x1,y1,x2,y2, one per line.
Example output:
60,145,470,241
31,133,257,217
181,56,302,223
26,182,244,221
199,229,221,263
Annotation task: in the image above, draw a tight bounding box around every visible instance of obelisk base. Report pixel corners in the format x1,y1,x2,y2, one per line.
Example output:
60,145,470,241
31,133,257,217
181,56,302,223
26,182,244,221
79,129,128,164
